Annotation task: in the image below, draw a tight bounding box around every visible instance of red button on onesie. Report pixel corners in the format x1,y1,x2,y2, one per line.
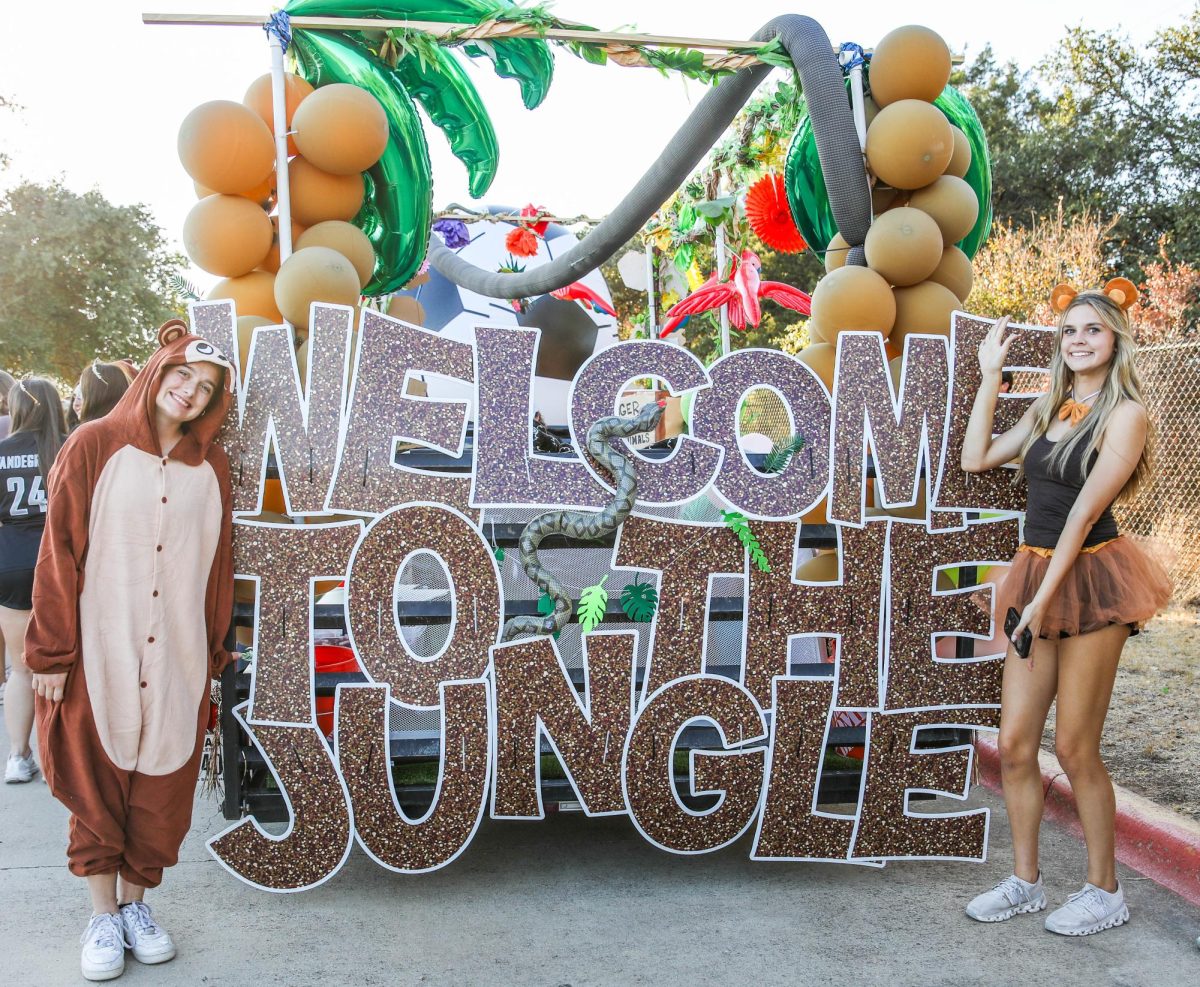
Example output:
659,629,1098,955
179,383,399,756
26,321,235,889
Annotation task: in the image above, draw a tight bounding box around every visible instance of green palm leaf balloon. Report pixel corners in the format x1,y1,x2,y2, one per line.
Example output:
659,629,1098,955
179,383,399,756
284,0,555,293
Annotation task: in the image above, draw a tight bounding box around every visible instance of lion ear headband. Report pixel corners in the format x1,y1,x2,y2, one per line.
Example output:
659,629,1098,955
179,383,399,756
1050,277,1139,314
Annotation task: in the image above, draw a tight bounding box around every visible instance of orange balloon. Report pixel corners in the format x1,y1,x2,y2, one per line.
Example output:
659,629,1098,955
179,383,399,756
183,195,273,278
207,270,282,324
867,25,952,106
236,315,274,378
292,83,389,176
908,175,980,246
928,245,974,303
243,71,314,157
824,231,850,273
259,217,308,275
288,157,365,227
262,477,287,515
890,281,960,348
864,207,943,287
297,221,376,289
274,246,361,331
885,340,902,361
797,342,837,391
946,125,972,179
178,100,275,195
810,265,896,338
195,170,275,209
801,500,828,526
806,319,831,344
866,100,954,190
386,295,426,325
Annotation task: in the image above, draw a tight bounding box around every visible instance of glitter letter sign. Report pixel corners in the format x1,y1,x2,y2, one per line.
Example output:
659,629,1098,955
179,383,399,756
205,303,1046,890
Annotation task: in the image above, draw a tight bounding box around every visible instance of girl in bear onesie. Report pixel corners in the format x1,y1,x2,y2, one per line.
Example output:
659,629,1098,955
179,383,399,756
26,320,235,981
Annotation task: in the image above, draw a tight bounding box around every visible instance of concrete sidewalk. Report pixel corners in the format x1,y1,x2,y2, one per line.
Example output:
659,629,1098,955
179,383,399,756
3,773,1199,986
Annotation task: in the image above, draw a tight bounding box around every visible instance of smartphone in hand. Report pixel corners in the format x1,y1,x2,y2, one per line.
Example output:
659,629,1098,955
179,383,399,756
1004,606,1034,659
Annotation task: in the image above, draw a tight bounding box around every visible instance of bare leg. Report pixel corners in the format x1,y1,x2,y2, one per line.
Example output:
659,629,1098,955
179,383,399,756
997,637,1059,884
1054,623,1128,892
0,607,34,757
87,873,119,915
118,876,146,905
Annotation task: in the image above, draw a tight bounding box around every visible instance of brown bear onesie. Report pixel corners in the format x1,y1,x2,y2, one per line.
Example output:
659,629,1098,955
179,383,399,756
25,320,235,888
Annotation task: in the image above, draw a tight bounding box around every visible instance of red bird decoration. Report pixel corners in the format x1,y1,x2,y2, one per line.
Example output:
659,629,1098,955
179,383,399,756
658,250,812,337
550,281,617,317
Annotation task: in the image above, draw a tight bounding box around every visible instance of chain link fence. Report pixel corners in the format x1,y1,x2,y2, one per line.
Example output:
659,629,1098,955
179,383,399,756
1116,340,1200,603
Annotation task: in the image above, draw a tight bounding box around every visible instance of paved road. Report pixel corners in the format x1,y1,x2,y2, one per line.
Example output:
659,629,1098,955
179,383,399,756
3,772,1198,986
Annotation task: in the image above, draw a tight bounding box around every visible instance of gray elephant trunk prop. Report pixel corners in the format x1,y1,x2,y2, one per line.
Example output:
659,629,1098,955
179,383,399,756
428,14,870,297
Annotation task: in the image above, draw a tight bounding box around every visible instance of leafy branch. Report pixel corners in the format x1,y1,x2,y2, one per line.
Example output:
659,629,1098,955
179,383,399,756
762,434,806,474
722,510,771,572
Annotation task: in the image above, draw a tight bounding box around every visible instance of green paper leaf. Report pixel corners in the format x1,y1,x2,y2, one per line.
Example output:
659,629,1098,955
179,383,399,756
722,510,771,573
620,580,658,622
578,575,610,633
537,591,560,640
493,545,505,562
762,434,806,474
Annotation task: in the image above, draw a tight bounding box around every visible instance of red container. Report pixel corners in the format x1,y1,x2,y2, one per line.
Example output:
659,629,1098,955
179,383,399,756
314,646,361,736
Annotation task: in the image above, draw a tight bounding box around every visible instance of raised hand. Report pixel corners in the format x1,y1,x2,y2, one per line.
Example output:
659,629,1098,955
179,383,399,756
978,316,1020,377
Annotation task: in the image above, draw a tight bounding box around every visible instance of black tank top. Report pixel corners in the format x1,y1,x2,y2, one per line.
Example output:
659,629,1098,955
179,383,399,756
1022,433,1119,549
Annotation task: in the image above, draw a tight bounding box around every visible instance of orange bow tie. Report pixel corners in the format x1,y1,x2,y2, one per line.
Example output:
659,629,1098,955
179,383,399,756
1058,398,1092,425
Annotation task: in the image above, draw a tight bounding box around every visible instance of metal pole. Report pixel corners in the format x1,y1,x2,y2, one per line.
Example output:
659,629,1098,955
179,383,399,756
644,245,656,338
714,221,731,356
269,35,294,270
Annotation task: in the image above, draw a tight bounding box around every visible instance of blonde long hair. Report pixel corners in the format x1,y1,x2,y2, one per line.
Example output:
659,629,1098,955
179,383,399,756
1016,290,1151,503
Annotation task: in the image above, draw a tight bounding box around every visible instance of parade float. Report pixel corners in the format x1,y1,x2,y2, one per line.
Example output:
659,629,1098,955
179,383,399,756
144,4,1048,891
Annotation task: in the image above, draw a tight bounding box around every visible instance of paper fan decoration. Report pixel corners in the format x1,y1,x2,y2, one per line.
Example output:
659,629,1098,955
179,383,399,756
746,173,807,253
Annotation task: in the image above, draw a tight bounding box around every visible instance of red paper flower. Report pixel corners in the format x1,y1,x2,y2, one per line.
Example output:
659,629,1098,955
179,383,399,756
745,173,807,253
505,227,540,258
520,203,550,237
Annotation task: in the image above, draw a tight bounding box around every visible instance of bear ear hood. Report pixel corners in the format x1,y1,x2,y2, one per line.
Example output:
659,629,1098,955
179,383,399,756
106,318,235,464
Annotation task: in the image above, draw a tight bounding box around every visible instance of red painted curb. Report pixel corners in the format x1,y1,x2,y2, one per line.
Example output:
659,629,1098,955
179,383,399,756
975,734,1200,908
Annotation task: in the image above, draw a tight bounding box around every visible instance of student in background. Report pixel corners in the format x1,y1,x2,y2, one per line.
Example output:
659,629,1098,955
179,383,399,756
0,377,66,783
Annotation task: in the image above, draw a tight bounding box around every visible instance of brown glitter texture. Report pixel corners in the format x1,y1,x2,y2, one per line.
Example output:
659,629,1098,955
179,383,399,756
189,301,239,370
223,306,351,515
623,675,766,853
851,707,999,861
235,519,364,725
614,516,745,705
752,677,857,861
691,348,830,518
335,681,491,872
935,313,1056,513
570,340,720,505
745,521,888,711
328,310,475,516
884,518,1021,711
831,333,949,526
492,632,637,818
472,326,606,508
346,504,500,708
207,713,352,890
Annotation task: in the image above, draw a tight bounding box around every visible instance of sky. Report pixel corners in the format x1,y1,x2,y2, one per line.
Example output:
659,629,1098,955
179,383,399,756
0,0,1193,290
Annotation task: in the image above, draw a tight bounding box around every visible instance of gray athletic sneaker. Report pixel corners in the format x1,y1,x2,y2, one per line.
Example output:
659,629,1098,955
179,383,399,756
1044,882,1129,936
966,873,1047,922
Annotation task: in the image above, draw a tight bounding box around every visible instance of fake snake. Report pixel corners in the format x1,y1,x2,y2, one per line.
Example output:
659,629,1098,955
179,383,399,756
501,401,665,643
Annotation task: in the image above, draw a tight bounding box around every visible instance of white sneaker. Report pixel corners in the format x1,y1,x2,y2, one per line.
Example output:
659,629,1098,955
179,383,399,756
1044,882,1129,936
80,913,128,981
5,750,38,783
966,873,1047,922
119,901,176,964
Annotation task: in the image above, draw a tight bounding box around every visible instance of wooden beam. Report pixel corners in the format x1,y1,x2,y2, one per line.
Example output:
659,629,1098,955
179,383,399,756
142,13,964,62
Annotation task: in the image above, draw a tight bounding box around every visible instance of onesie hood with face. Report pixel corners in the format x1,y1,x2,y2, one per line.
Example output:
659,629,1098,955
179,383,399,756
105,319,235,464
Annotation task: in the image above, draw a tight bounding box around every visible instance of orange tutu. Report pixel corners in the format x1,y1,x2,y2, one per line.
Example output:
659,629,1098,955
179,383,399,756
995,536,1173,639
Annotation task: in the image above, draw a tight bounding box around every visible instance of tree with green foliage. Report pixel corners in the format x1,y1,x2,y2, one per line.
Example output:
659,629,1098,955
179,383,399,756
956,5,1200,275
0,182,184,380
